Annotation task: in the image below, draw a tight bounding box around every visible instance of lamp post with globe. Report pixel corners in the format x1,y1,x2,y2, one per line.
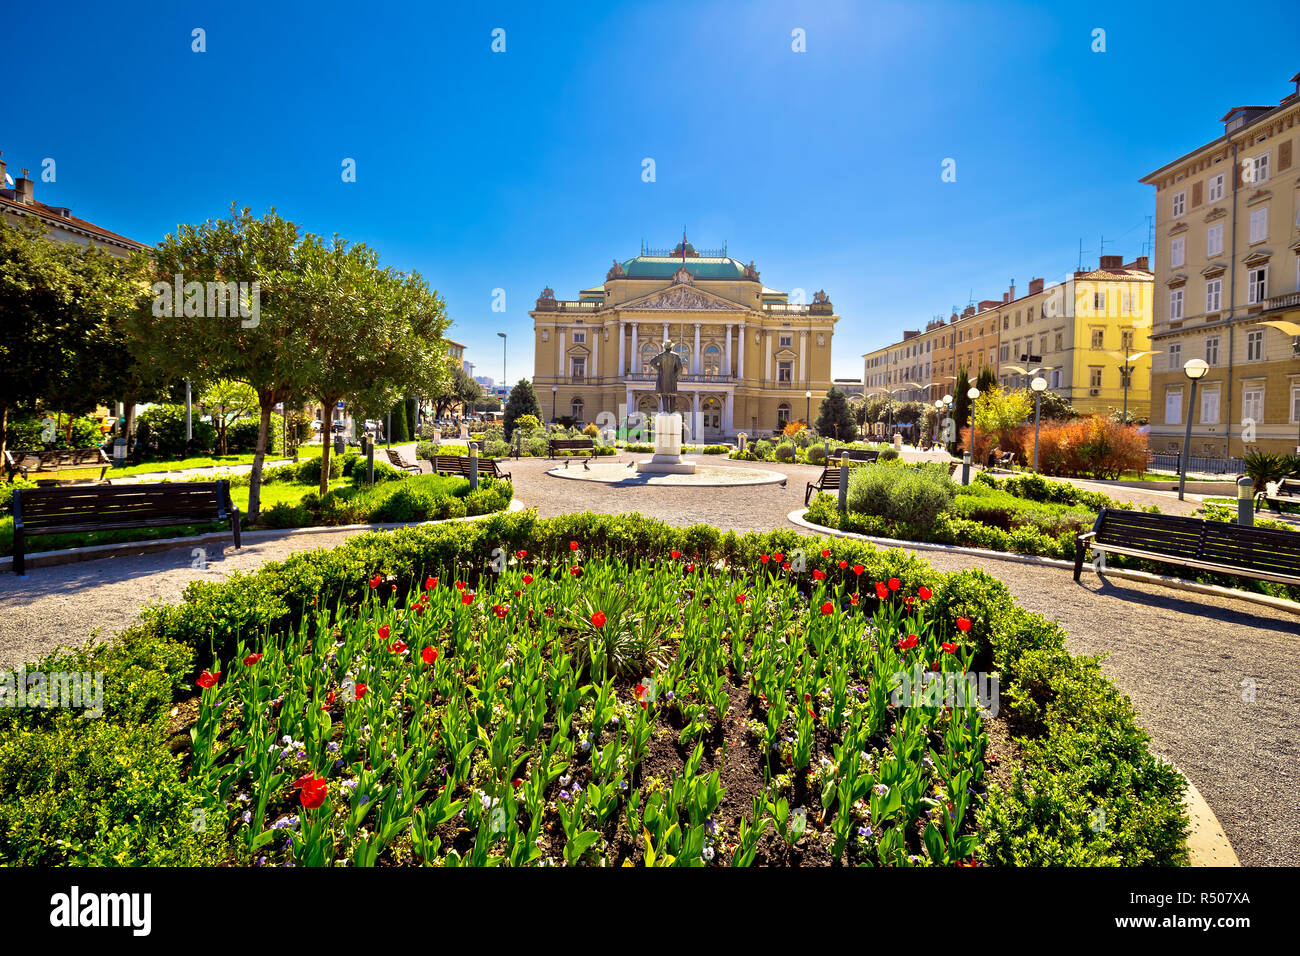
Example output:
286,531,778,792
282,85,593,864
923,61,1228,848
1179,359,1210,500
1030,376,1048,473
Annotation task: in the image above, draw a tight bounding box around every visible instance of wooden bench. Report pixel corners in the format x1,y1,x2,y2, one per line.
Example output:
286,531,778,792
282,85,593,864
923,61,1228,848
803,451,883,504
431,455,511,483
839,448,880,463
994,451,1016,471
1256,477,1300,514
11,481,241,576
1074,507,1300,587
548,438,595,459
385,447,433,475
5,448,110,483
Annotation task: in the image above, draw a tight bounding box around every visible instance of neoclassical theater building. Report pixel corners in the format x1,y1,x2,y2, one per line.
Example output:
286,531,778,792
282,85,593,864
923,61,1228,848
531,239,839,442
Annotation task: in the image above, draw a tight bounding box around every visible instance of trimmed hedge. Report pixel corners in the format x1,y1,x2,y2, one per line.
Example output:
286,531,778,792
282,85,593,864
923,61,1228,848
0,511,1186,866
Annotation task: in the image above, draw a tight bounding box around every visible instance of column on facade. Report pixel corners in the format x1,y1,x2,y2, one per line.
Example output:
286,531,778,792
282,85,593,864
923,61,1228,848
766,332,774,382
556,328,565,377
692,391,701,444
630,323,638,373
724,324,733,377
693,323,701,374
590,324,598,381
738,322,746,378
723,390,734,434
617,319,625,375
799,331,807,382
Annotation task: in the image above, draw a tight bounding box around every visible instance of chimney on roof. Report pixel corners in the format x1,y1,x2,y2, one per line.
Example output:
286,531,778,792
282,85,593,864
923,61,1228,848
1125,256,1150,272
1028,277,1044,295
962,305,976,318
1008,280,1016,302
1099,255,1123,270
14,168,34,204
0,152,6,190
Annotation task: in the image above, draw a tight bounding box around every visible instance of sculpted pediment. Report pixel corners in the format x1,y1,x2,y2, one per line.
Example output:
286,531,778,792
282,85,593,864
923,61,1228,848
622,286,746,312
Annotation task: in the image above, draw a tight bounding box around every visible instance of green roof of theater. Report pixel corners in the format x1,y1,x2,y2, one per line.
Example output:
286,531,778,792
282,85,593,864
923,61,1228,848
619,256,749,279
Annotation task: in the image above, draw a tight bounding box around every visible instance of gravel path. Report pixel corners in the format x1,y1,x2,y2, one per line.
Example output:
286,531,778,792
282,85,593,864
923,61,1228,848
1,452,1294,864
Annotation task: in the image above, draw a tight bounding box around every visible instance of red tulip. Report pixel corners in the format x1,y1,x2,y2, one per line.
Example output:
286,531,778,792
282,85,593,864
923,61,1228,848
422,646,438,665
515,549,527,560
242,653,262,667
813,569,826,581
760,554,770,564
774,552,784,562
570,565,581,577
820,601,834,615
852,564,864,576
899,634,919,650
569,541,580,551
389,640,406,654
888,577,900,592
736,594,747,604
522,573,534,585
875,582,889,601
956,617,972,632
378,624,390,640
368,575,382,589
941,642,958,654
591,610,607,628
196,669,220,689
685,562,695,572
918,585,932,601
838,560,848,569
461,592,474,605
511,777,524,788
493,603,508,619
782,561,791,571
670,550,681,560
299,776,328,809
633,683,649,709
821,549,831,558
850,592,860,606
425,575,437,590
354,682,368,699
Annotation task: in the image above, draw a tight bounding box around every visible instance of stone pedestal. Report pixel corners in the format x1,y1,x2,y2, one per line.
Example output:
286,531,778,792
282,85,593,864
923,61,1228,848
636,412,696,475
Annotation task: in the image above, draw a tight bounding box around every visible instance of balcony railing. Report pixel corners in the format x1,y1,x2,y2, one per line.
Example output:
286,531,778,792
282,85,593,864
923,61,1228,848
1264,291,1300,312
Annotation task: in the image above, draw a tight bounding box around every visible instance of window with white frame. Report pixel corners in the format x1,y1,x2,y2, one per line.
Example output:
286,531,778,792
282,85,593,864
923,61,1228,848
1090,327,1105,348
1246,153,1269,184
1200,386,1220,424
570,397,584,421
1207,223,1224,257
571,331,585,344
1242,387,1264,425
1292,385,1300,425
779,333,792,348
1165,387,1183,425
1094,291,1107,311
1205,336,1220,365
1205,278,1222,313
1171,191,1186,217
777,360,792,382
1168,342,1182,370
570,356,586,379
1121,329,1135,350
1250,206,1268,243
1207,173,1225,202
1170,289,1184,320
1247,266,1268,304
1170,237,1185,268
1050,369,1061,388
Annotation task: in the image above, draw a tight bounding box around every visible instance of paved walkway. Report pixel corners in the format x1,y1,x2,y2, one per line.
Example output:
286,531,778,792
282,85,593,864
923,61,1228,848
1,452,1295,864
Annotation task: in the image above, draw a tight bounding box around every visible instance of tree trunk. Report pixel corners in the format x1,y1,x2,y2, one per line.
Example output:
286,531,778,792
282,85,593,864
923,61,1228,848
248,399,273,524
0,404,7,458
318,394,340,496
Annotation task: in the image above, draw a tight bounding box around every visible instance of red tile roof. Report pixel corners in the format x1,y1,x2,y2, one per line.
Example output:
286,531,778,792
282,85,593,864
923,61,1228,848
0,189,147,250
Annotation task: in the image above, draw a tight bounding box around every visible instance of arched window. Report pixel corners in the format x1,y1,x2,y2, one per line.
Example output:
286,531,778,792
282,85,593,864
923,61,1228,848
777,403,792,427
703,344,721,376
571,397,585,422
640,343,657,374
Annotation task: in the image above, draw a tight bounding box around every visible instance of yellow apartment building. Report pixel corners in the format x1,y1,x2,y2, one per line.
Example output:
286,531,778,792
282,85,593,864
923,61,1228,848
863,259,1155,420
531,239,839,441
1140,71,1300,458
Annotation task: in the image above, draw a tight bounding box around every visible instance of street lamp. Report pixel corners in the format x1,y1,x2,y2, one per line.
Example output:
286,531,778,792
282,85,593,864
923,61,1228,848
551,384,558,423
1179,358,1210,500
497,332,507,393
967,386,981,470
1105,345,1160,425
1257,320,1300,453
805,390,812,428
1030,376,1048,473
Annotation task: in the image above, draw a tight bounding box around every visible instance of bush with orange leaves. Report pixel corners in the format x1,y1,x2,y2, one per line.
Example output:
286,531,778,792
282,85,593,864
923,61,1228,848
1013,416,1147,479
782,420,807,438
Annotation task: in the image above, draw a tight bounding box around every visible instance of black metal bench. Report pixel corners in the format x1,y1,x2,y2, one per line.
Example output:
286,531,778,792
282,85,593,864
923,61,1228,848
1256,477,1300,513
4,447,110,483
839,448,880,463
548,438,595,460
431,455,511,483
1074,507,1300,587
11,481,241,575
994,451,1016,471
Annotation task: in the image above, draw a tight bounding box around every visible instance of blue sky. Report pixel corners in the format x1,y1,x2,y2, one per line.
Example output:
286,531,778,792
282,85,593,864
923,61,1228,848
4,0,1299,381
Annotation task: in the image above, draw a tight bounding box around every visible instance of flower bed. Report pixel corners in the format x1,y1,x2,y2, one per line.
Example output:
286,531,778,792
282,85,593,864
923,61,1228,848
0,512,1186,866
